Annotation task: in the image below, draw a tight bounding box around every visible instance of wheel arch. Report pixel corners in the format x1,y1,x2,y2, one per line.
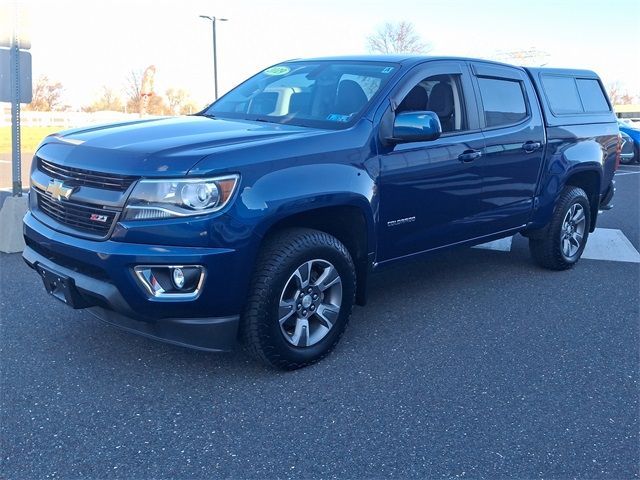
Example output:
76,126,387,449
563,167,601,232
257,201,375,306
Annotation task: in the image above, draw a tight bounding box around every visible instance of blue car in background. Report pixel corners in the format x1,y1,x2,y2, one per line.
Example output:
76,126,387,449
618,119,640,164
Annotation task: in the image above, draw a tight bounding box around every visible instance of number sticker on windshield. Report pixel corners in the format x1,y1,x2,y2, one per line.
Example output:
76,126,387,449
381,67,394,74
326,114,352,123
264,66,291,76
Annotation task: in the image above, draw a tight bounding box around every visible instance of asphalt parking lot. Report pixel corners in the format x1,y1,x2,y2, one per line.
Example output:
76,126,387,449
1,166,638,479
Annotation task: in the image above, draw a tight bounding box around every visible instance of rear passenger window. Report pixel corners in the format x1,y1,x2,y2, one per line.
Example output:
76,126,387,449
477,77,527,128
541,76,582,114
576,79,610,113
541,75,611,115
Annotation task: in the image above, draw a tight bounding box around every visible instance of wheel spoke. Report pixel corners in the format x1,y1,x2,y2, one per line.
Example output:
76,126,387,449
562,237,571,256
278,299,296,325
289,318,309,347
314,265,341,292
569,235,580,250
293,261,312,288
315,303,339,330
572,207,585,224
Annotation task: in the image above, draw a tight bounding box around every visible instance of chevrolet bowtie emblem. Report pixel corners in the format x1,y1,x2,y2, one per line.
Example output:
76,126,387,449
46,179,75,201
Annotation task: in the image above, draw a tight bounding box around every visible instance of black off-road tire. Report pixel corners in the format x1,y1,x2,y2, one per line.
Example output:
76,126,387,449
529,186,591,271
241,228,356,370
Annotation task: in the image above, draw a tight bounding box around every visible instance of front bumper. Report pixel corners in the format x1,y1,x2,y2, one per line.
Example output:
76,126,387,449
22,211,250,351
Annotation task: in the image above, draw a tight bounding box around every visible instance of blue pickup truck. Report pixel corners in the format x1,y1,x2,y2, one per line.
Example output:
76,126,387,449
23,56,619,369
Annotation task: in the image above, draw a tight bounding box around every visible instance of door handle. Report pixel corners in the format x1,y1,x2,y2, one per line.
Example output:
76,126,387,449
522,141,542,153
458,150,482,163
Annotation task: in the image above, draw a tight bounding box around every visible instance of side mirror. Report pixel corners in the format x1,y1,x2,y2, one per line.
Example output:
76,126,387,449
389,111,442,144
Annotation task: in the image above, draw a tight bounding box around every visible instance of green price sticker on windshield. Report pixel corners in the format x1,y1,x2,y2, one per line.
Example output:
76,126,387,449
264,66,291,76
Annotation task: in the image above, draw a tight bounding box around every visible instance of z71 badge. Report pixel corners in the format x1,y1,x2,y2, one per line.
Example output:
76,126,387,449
89,214,109,223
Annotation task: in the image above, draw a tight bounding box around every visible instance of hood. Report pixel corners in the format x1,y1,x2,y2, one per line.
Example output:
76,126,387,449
36,116,321,176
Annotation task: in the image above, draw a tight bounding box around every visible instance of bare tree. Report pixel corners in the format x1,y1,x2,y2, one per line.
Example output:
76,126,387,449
82,86,123,112
367,21,429,55
165,88,190,115
146,95,170,116
607,81,635,105
25,76,64,111
179,101,200,115
124,69,143,114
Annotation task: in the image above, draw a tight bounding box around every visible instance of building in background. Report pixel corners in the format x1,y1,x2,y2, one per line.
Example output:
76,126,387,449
615,104,640,122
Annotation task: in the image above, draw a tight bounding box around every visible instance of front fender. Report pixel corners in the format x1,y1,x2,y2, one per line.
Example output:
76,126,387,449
234,162,377,249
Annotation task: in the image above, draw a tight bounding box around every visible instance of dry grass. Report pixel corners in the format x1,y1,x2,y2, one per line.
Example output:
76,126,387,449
0,126,61,154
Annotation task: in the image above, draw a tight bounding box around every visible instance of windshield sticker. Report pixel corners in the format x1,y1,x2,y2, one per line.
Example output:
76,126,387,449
264,66,291,76
326,113,352,123
381,66,394,74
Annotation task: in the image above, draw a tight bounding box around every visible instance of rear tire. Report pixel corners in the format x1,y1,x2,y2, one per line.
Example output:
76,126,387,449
241,228,356,370
529,187,591,271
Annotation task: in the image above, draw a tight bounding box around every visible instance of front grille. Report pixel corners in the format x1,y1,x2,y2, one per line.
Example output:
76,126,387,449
24,236,110,280
35,187,119,236
38,157,137,191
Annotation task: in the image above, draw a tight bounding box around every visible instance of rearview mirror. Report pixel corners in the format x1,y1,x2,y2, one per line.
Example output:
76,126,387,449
390,111,442,144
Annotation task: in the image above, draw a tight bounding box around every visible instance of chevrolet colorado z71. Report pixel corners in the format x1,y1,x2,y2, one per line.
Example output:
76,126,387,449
23,56,618,369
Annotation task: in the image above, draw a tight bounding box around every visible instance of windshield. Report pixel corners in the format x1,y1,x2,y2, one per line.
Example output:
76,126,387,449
204,61,399,129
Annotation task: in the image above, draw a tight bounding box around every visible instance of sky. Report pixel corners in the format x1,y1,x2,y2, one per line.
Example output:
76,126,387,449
5,0,640,109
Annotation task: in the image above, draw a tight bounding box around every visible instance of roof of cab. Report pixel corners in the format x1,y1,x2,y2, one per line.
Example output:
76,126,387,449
285,56,603,80
285,54,525,69
526,67,600,78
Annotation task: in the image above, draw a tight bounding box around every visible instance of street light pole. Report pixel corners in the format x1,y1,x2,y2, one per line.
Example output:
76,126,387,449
199,15,228,100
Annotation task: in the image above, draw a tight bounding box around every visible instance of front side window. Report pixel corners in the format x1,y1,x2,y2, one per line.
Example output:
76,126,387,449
396,74,467,133
205,61,399,129
477,77,528,128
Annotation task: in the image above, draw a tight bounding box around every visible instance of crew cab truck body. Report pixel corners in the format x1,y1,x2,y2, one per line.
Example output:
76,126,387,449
22,56,619,369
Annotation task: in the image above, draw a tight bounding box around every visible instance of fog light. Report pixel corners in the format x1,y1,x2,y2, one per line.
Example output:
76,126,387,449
172,267,185,289
134,265,205,299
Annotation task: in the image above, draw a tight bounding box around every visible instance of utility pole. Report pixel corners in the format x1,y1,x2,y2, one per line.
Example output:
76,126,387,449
10,22,21,196
199,15,228,100
0,2,32,253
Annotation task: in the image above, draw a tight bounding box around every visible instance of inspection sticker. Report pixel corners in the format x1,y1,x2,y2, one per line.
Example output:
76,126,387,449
264,66,291,76
326,113,352,123
381,66,394,74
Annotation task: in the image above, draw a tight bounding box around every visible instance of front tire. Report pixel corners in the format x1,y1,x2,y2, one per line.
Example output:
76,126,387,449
529,186,591,270
241,228,356,370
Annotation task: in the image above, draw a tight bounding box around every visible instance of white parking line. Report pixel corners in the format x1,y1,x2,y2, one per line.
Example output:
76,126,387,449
473,236,513,252
581,228,640,263
473,228,640,263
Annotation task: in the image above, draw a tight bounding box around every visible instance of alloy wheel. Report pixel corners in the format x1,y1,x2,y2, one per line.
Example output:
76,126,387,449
278,259,342,347
561,203,586,258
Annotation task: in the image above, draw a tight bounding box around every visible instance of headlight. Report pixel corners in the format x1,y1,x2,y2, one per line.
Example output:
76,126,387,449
122,174,239,221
